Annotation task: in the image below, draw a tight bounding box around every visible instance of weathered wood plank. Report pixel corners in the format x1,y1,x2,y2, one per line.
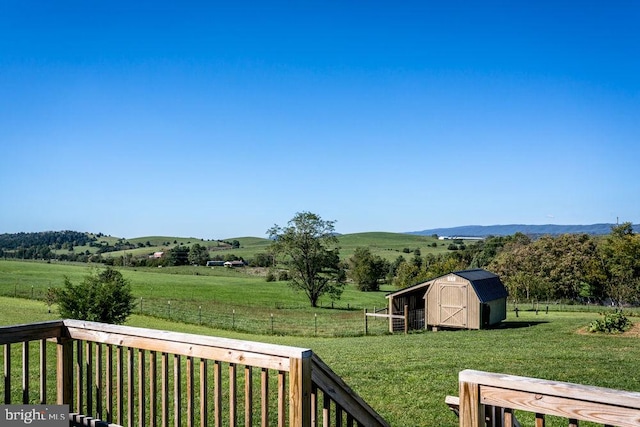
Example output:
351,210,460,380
64,319,309,358
76,341,84,413
0,320,64,345
460,370,640,410
311,354,390,427
86,341,93,417
480,384,640,427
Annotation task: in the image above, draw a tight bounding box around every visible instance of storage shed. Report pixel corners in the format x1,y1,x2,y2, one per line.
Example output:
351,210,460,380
385,269,508,332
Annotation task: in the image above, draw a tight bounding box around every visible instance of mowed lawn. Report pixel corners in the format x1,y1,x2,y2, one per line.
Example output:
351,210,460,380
1,295,639,426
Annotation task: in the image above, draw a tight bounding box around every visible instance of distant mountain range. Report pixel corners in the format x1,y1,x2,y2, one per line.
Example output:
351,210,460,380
407,223,635,238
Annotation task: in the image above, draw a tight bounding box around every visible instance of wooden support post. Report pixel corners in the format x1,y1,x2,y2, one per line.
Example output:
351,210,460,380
404,305,409,334
56,337,73,406
459,379,483,427
364,309,368,336
289,351,312,427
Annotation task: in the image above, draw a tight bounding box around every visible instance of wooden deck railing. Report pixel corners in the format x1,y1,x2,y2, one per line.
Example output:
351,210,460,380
457,369,640,427
1,320,389,427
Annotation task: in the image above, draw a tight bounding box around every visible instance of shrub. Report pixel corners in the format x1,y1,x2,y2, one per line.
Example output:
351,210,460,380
56,267,136,324
265,271,276,282
588,310,632,334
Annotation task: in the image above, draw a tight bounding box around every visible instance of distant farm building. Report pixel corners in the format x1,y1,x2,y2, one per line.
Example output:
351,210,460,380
385,269,508,332
224,260,246,268
149,251,164,259
206,260,225,267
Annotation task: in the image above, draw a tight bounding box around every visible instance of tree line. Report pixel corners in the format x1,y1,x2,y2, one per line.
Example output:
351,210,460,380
346,222,640,307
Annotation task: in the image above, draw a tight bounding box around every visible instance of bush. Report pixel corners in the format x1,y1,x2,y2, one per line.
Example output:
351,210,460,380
588,310,632,334
56,267,136,324
265,271,276,282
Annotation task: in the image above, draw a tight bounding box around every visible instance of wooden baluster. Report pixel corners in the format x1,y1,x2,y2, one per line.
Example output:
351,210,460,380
311,385,317,427
503,408,513,427
322,393,330,427
86,341,93,417
187,356,194,427
105,344,113,423
4,343,10,404
139,349,145,427
150,351,157,427
346,414,354,427
116,346,123,425
261,368,269,427
199,358,207,427
336,404,343,427
22,341,29,403
127,347,134,426
229,363,237,427
174,354,181,427
568,419,578,427
76,341,83,414
162,352,169,427
95,343,102,420
535,412,545,427
39,339,46,404
278,371,286,427
245,366,253,427
214,360,222,427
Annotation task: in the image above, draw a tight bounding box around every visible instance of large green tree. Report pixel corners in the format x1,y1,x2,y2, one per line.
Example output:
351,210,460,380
599,222,640,305
268,212,346,307
56,267,136,324
348,247,389,291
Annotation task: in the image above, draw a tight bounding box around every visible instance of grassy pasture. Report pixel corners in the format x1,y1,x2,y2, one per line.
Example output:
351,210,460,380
58,231,464,262
0,296,639,427
0,260,392,336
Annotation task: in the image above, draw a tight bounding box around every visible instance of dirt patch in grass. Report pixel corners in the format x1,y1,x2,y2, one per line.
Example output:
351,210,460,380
577,321,640,337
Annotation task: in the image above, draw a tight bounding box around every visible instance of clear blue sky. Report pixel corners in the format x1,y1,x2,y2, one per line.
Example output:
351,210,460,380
1,1,638,239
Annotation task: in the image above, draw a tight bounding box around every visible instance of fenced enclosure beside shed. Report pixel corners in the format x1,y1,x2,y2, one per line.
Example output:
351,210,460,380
386,269,508,332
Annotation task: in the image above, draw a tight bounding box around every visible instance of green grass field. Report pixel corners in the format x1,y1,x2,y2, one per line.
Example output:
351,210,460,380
51,231,461,262
0,296,638,426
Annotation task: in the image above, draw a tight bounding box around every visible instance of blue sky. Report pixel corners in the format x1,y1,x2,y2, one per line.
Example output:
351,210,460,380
1,1,638,239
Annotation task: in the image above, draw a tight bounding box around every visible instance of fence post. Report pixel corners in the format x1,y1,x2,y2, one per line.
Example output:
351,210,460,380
289,350,312,427
56,337,73,406
364,309,368,335
404,305,409,334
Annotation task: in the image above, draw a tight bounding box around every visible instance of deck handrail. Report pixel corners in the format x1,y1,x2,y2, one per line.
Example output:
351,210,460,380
1,320,389,427
458,369,640,427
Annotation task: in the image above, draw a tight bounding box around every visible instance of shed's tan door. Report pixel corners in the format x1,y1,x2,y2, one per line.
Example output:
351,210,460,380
438,284,467,328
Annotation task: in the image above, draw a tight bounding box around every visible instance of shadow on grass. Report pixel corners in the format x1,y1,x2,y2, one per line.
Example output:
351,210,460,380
497,321,549,329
